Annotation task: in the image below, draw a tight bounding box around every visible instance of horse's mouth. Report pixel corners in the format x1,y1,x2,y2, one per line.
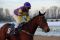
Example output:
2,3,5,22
45,28,50,33
42,28,50,33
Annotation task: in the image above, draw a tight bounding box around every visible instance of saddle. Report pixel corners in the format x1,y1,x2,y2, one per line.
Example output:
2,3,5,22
7,23,15,36
7,22,26,36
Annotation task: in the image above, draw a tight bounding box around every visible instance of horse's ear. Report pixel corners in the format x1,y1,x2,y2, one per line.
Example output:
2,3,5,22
43,12,46,15
39,11,41,15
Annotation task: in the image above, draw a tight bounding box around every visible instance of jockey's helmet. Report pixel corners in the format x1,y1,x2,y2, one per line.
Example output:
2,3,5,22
24,2,31,9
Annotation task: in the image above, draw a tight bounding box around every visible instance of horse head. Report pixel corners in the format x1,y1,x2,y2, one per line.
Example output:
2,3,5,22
37,11,50,32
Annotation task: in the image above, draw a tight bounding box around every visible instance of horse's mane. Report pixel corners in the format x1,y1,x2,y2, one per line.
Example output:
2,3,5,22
29,11,45,23
21,15,39,28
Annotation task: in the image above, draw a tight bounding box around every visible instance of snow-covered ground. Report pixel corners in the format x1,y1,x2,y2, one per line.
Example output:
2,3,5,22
0,22,60,36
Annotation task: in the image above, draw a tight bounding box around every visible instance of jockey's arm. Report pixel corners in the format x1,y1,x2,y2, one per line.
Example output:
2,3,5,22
14,9,23,16
18,9,23,16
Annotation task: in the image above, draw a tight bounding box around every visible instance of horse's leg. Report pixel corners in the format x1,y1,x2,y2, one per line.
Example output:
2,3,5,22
19,31,33,40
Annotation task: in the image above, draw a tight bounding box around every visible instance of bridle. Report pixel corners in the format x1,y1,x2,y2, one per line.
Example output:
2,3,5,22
22,30,33,36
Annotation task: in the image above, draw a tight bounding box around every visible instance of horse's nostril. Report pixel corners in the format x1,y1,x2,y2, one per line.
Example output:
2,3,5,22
47,28,50,32
45,28,50,33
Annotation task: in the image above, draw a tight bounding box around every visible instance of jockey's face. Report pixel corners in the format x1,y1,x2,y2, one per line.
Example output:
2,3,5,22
25,7,31,10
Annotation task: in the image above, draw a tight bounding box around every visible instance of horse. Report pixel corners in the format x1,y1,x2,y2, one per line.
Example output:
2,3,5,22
0,11,50,40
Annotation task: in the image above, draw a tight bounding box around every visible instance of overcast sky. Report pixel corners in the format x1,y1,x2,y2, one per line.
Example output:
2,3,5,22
0,0,60,15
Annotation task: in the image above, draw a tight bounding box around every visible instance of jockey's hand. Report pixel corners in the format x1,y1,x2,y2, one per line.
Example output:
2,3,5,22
22,16,27,21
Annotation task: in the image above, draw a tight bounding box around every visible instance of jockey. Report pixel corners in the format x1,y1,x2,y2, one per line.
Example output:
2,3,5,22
14,2,31,29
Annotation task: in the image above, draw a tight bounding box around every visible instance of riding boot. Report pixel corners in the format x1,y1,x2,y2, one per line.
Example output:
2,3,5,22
17,23,24,32
15,22,26,34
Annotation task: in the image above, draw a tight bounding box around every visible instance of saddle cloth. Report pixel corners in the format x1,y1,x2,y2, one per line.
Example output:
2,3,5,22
7,23,24,36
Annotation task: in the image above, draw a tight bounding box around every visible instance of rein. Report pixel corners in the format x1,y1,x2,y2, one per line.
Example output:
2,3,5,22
22,30,33,36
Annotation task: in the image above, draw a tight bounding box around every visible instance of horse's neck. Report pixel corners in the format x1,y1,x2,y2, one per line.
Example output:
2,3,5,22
22,16,39,34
